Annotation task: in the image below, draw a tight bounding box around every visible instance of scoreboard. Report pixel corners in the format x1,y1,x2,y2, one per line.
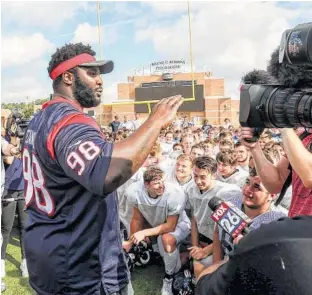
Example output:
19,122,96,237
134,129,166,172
134,82,205,113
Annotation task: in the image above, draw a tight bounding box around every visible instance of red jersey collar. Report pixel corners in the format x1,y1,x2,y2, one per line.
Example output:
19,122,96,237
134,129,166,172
42,96,83,112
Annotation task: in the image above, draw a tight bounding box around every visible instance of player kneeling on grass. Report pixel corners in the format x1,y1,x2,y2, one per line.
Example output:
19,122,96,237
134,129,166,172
186,156,241,278
123,166,191,295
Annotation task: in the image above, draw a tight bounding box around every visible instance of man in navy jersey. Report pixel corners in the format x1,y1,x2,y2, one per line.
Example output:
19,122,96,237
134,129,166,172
22,43,183,295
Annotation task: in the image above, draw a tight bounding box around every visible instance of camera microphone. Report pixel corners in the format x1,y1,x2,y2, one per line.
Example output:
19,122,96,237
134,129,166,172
208,196,251,238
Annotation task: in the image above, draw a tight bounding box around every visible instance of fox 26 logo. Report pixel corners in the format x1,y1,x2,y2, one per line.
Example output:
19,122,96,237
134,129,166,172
211,203,246,238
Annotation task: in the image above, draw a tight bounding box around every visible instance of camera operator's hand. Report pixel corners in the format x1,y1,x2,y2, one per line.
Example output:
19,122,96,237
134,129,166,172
239,127,258,149
1,141,20,157
149,95,184,129
10,146,20,156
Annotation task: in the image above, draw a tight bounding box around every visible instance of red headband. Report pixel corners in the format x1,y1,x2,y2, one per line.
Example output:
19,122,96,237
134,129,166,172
49,53,96,80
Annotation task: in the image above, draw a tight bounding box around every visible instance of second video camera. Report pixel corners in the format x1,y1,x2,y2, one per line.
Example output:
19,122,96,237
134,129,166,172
240,22,312,129
6,109,30,138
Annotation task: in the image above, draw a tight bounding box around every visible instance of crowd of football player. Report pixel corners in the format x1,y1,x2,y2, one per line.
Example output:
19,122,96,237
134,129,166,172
104,115,289,295
1,115,293,295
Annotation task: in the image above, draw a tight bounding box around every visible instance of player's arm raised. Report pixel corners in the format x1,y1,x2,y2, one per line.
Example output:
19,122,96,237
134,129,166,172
54,96,183,196
104,95,183,194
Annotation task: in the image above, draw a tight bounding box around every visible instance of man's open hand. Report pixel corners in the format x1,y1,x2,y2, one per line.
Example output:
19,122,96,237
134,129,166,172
150,95,184,129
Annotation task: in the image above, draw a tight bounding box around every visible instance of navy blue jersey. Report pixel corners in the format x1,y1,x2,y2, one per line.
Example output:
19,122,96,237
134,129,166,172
22,97,129,295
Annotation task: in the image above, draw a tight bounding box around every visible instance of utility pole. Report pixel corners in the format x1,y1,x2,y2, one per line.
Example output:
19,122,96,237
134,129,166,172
97,1,103,127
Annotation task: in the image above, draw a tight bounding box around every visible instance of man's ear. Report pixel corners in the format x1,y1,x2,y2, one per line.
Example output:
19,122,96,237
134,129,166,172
269,194,277,202
62,71,74,85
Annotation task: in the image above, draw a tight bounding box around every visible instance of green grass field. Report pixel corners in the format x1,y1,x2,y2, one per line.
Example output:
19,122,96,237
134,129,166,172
2,235,164,295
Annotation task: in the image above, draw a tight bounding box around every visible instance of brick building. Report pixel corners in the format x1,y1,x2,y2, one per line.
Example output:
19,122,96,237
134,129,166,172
22,68,240,128
89,70,240,127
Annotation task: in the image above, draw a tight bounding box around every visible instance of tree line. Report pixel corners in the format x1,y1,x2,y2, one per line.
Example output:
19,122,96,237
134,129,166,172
1,98,50,119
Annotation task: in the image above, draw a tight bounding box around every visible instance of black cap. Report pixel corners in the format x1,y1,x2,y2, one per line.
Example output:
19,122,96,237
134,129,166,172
80,59,114,74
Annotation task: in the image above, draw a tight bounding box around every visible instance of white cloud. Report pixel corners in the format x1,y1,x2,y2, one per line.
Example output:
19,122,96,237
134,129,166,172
1,2,91,29
142,1,205,15
135,2,310,99
72,23,118,46
1,73,118,104
1,33,54,68
1,76,52,103
100,2,141,20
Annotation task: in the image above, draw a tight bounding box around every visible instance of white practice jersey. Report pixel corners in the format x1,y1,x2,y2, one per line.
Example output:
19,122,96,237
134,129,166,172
127,181,190,228
164,165,195,193
238,165,249,173
117,168,146,233
160,142,174,155
160,150,183,169
187,181,242,240
216,169,249,189
159,157,178,171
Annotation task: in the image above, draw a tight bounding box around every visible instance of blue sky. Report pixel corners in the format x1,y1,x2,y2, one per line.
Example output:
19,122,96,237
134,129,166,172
1,1,312,104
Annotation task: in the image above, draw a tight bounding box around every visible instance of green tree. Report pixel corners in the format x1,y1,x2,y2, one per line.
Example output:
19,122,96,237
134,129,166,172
23,104,35,119
34,98,49,105
2,97,49,119
2,102,34,119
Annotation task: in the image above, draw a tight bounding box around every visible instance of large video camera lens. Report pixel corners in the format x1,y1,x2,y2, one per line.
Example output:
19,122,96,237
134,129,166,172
240,85,312,128
240,22,312,129
279,22,312,66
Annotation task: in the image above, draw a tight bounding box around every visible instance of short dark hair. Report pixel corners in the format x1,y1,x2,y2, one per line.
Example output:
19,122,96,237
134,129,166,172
191,144,204,152
261,129,273,139
219,139,234,149
143,166,164,183
177,154,194,166
48,43,96,90
181,134,196,143
272,142,283,148
235,141,250,150
203,139,215,146
173,143,183,149
219,131,233,140
216,151,238,166
263,141,275,150
194,156,217,174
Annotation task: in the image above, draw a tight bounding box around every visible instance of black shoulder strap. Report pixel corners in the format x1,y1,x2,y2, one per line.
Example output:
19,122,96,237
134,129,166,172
299,130,310,141
274,163,292,207
275,130,311,207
